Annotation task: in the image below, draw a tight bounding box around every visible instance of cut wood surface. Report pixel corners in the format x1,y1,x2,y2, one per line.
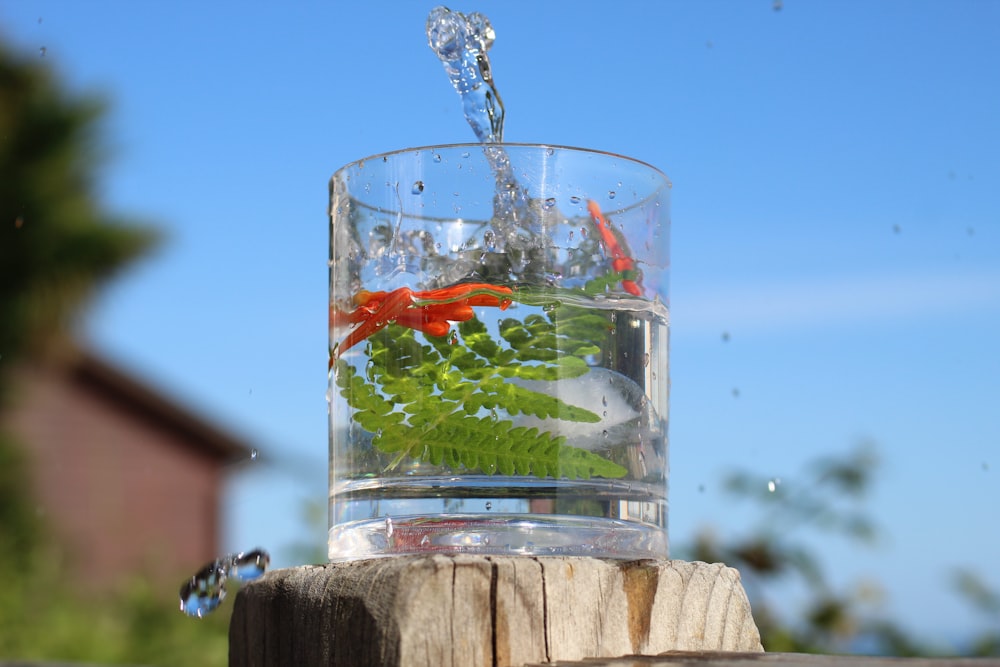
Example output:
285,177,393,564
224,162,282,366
526,652,1000,667
229,556,762,667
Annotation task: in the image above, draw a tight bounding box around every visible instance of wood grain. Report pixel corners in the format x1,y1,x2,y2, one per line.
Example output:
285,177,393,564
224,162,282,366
229,557,763,667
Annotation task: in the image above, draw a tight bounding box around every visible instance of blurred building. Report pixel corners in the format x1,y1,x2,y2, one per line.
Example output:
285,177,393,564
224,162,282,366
3,348,253,591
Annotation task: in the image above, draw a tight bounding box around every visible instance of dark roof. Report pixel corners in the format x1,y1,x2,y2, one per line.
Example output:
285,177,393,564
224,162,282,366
69,348,254,464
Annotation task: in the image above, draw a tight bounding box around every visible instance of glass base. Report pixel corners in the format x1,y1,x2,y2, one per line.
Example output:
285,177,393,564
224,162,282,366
328,514,668,561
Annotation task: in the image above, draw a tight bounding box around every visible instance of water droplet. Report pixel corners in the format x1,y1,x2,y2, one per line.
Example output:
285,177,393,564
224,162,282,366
249,449,259,462
230,549,270,581
385,517,394,538
482,536,491,545
179,548,270,618
420,535,431,547
568,195,581,205
608,191,616,200
643,353,650,367
485,501,493,510
38,46,46,57
543,197,557,209
412,180,425,195
545,147,555,156
601,396,608,407
767,478,781,493
179,560,227,618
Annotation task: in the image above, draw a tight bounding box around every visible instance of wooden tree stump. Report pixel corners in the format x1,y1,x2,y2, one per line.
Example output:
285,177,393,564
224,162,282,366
229,556,762,667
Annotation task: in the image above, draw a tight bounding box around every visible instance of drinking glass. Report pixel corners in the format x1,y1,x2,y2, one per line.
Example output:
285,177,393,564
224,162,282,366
328,143,670,560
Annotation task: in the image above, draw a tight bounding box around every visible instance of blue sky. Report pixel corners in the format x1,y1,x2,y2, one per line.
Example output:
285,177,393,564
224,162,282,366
2,0,998,645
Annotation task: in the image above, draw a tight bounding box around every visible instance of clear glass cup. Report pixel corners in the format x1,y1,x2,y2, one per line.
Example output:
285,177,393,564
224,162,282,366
328,144,670,560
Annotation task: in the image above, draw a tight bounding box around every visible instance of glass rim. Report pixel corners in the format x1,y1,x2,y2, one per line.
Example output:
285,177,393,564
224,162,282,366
333,142,670,184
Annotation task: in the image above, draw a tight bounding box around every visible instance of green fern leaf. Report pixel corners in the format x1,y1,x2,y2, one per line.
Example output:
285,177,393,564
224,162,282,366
334,305,628,480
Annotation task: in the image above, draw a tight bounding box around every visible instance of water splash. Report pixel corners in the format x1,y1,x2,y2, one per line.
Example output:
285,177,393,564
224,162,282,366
178,548,270,618
426,6,504,143
426,7,541,275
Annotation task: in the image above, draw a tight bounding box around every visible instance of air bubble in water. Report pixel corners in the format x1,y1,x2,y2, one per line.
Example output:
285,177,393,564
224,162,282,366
412,180,425,195
608,191,616,200
433,153,443,163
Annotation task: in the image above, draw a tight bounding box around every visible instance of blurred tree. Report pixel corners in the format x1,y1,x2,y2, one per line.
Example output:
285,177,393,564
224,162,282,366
0,40,158,377
0,39,227,666
678,444,1000,656
0,32,159,573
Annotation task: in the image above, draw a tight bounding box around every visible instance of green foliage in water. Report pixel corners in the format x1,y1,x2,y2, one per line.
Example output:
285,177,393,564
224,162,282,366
335,311,627,479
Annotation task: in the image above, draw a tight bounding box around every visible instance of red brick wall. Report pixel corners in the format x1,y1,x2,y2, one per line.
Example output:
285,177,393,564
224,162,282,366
6,363,225,592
